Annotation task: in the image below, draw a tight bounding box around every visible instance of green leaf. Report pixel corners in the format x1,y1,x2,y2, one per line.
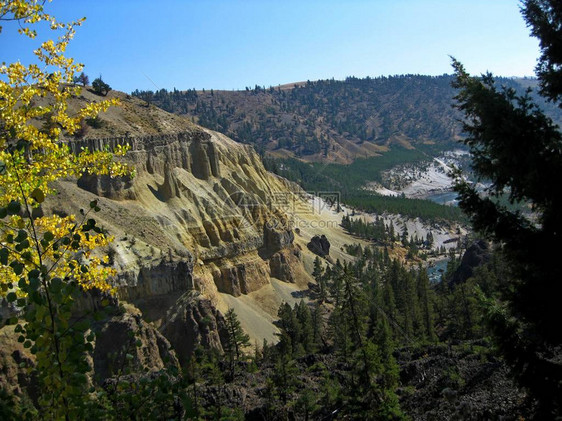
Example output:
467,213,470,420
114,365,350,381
89,200,98,209
50,277,62,292
43,231,54,242
15,230,27,243
7,201,20,215
29,278,40,291
6,292,16,303
0,248,8,266
30,188,45,203
11,262,23,275
0,207,7,219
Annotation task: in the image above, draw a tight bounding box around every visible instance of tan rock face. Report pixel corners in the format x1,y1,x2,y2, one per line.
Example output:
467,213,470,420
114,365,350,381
53,126,308,329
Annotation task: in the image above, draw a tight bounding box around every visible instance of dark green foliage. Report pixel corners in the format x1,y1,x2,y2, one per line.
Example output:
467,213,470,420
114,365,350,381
522,0,562,105
73,72,89,87
92,76,111,96
224,308,251,380
271,149,466,222
450,1,562,414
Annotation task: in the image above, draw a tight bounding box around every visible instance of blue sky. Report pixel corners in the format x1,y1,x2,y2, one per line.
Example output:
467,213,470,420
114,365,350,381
1,0,539,93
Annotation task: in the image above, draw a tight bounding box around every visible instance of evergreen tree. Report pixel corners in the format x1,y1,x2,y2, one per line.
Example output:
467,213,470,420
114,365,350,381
296,300,315,353
224,308,250,379
416,267,436,341
451,0,562,413
92,75,111,96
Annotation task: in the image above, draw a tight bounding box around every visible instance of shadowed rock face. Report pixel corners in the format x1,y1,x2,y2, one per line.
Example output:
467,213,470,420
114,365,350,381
307,235,330,257
93,308,180,383
269,248,302,283
450,240,491,287
160,293,229,366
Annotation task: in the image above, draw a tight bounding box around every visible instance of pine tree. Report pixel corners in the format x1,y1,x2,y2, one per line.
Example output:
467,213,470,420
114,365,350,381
416,267,436,341
224,308,250,379
296,300,315,353
451,0,562,413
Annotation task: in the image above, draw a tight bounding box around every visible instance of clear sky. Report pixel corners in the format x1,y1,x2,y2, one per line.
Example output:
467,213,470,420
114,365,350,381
1,0,539,93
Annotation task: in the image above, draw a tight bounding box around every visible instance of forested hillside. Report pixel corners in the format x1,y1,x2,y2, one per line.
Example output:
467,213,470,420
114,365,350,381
132,75,562,164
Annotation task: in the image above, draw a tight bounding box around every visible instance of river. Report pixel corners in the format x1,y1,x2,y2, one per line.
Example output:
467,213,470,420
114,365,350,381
427,258,449,283
424,190,458,206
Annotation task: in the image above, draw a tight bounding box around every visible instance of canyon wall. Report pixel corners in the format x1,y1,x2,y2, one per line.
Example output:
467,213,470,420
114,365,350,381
50,126,311,356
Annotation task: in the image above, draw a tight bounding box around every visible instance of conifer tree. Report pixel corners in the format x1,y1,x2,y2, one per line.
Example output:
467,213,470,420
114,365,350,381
296,300,315,353
224,308,250,379
452,0,562,413
416,267,436,341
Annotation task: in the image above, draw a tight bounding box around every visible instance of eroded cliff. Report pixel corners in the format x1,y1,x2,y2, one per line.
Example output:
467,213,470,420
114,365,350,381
43,106,322,356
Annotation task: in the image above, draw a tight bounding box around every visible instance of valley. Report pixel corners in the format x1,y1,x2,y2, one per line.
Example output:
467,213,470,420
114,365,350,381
0,81,529,419
2,8,560,416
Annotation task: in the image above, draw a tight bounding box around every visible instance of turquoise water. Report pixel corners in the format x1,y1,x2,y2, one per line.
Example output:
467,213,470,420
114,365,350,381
425,191,458,206
427,258,449,283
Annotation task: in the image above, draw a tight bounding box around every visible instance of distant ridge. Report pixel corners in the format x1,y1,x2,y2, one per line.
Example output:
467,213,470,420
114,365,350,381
133,75,562,164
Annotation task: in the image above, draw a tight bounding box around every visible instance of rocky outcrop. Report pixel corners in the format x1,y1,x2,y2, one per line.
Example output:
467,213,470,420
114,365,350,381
307,234,330,257
160,293,229,366
92,305,179,383
450,240,491,287
0,303,180,399
269,247,302,283
48,107,314,359
261,221,294,257
0,326,37,399
213,258,270,296
62,126,305,302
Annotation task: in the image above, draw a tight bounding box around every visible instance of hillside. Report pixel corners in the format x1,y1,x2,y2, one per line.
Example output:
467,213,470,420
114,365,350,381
132,75,562,164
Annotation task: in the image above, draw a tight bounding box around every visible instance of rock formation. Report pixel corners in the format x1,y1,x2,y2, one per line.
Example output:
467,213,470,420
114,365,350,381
40,105,318,362
307,234,331,257
92,305,180,383
160,293,229,366
449,240,491,287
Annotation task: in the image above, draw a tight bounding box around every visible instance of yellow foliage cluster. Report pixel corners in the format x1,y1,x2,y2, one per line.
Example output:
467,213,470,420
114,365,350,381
0,0,132,295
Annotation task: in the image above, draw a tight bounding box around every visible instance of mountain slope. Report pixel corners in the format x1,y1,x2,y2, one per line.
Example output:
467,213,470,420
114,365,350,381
133,75,562,164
